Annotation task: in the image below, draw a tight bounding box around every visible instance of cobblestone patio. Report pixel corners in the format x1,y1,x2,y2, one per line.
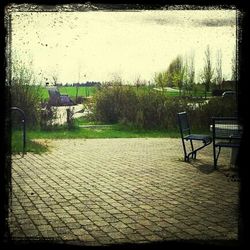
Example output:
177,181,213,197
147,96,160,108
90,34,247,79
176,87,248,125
9,138,240,246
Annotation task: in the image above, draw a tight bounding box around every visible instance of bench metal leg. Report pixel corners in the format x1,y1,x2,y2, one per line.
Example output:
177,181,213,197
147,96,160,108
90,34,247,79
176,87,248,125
186,140,211,161
181,138,211,163
190,140,195,159
181,138,189,162
213,146,221,168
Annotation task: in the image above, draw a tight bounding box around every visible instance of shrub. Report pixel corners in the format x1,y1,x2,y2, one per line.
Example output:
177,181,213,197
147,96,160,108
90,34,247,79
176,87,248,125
92,85,190,129
93,84,138,124
91,83,238,131
192,96,237,130
136,91,166,129
93,87,118,123
163,97,191,130
10,57,43,129
212,89,224,96
40,104,57,131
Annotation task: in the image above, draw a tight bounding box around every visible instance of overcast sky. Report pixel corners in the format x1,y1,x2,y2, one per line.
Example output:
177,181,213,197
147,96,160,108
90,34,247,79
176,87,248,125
9,9,237,84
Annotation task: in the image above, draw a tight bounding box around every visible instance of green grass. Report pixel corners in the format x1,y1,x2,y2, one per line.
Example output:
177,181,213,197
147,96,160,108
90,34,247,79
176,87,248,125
27,125,180,139
59,86,97,98
11,131,49,154
39,85,211,101
11,124,183,154
39,86,98,100
12,119,211,154
40,87,50,99
133,86,211,97
74,117,108,126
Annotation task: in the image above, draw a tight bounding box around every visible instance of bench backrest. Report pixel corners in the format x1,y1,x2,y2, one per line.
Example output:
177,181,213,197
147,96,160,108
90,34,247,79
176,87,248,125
211,117,243,144
177,112,191,137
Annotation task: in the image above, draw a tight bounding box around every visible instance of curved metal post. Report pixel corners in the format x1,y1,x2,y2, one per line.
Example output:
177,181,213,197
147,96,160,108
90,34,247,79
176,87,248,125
10,107,26,156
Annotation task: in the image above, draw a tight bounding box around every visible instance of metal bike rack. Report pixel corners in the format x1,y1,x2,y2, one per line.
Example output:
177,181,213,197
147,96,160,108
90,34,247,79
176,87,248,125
10,107,26,156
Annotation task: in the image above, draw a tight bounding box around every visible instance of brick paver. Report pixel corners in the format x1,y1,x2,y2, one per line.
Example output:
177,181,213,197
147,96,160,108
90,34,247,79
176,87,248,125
9,138,240,245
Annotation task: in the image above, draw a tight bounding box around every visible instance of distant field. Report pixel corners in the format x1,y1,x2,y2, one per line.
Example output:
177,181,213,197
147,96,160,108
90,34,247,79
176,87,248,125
59,86,97,98
132,85,210,97
40,86,98,100
39,85,210,101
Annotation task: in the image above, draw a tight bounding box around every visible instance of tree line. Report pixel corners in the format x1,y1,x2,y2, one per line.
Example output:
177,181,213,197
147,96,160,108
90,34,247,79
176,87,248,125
154,45,237,97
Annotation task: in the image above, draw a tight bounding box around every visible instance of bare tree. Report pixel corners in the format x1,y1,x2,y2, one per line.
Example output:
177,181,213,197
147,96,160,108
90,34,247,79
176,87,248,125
188,53,195,95
182,57,188,96
215,49,222,88
134,75,141,91
111,72,123,85
201,45,214,98
182,53,196,96
51,67,59,86
231,46,237,81
76,63,81,102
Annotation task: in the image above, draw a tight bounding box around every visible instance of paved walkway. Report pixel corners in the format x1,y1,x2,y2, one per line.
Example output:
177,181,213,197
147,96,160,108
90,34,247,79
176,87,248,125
9,138,240,246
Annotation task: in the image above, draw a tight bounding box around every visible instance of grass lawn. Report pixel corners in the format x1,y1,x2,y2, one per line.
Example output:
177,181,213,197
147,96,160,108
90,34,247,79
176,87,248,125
11,124,183,154
40,86,97,100
11,132,49,154
59,86,97,98
11,121,211,154
129,85,211,97
18,125,181,140
39,85,211,101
